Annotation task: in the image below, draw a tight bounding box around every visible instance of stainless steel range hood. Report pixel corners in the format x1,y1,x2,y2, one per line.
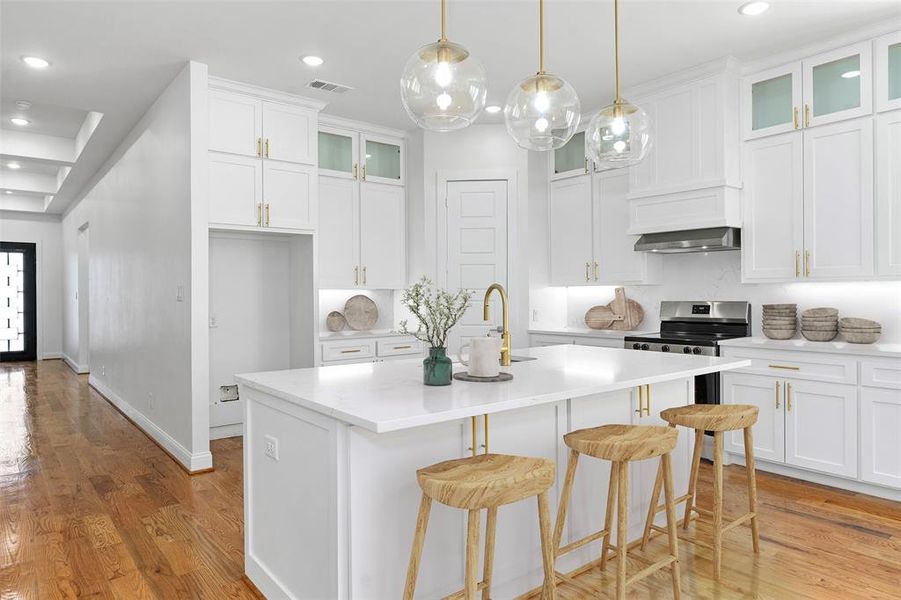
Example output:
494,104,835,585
634,227,741,254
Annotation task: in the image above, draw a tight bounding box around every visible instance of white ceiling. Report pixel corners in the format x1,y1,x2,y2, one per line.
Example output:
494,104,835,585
2,1,900,213
0,99,86,138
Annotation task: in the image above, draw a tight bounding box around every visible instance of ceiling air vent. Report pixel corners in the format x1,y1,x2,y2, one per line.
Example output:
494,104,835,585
306,79,354,94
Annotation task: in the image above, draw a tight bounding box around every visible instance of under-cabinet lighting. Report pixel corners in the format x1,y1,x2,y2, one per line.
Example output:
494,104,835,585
22,56,50,69
738,1,769,16
301,55,324,67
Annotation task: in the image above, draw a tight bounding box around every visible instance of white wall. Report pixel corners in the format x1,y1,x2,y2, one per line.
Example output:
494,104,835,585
0,212,63,359
407,124,531,345
61,62,211,471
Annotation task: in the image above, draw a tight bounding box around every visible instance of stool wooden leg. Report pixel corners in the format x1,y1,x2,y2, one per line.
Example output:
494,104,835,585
743,426,760,554
537,491,557,600
552,449,580,555
616,461,629,600
662,453,682,600
404,493,433,600
683,428,704,529
465,509,481,600
482,507,497,600
641,458,664,550
712,431,724,581
599,461,619,570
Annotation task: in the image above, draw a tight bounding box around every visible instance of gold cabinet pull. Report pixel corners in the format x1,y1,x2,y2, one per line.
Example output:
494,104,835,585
257,137,262,157
769,364,800,371
265,138,270,158
805,250,811,277
257,203,263,226
786,382,793,411
635,385,644,416
265,203,271,227
593,261,599,281
354,266,359,286
394,345,412,350
775,380,781,409
362,266,367,286
585,262,590,282
353,163,358,179
804,104,810,128
362,164,366,180
584,157,589,173
340,348,362,354
795,251,800,277
793,107,799,129
645,384,651,417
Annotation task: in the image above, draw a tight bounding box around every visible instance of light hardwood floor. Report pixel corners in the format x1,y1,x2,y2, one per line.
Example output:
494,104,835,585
2,360,900,599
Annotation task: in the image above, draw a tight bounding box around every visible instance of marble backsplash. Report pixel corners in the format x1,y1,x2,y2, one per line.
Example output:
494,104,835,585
549,252,901,342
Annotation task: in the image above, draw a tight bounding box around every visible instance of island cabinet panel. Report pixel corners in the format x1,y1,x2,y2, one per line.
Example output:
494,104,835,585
860,386,901,489
784,379,858,478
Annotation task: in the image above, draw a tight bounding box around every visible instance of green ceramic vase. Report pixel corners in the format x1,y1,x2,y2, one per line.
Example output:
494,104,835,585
423,347,453,386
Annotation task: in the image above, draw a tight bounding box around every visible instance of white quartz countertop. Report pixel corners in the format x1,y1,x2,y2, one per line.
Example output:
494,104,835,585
319,329,410,341
529,327,657,339
235,345,750,433
719,336,901,358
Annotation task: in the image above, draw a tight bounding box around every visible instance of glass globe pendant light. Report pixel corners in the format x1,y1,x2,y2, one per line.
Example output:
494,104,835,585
504,0,580,151
585,0,651,168
400,0,488,131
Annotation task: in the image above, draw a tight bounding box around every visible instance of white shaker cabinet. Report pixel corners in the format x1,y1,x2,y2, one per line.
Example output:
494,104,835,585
209,153,263,227
263,161,316,230
318,176,359,288
548,175,594,286
261,102,317,165
803,117,874,279
801,42,872,129
743,62,802,140
860,386,901,489
783,379,858,478
209,90,262,157
742,133,804,281
876,110,901,276
722,373,785,463
359,182,406,289
594,171,649,284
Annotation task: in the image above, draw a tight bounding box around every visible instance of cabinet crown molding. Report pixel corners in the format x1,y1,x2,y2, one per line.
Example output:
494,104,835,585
208,76,328,111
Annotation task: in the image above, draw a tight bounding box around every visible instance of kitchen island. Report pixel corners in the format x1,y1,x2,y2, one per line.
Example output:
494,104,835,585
236,344,750,599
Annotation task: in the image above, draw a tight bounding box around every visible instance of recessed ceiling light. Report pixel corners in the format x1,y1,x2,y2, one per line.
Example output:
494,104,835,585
738,1,769,16
9,118,30,127
841,70,861,79
7,162,21,169
301,55,324,67
22,56,50,69
485,105,502,114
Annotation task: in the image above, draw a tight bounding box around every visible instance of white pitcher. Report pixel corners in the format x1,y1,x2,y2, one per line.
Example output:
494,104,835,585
459,336,502,378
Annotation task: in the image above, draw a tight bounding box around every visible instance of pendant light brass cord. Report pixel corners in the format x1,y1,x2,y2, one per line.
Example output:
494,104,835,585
440,0,447,41
538,0,545,74
614,0,621,104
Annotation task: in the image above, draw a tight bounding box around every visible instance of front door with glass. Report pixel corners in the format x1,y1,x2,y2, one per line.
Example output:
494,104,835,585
1,242,37,362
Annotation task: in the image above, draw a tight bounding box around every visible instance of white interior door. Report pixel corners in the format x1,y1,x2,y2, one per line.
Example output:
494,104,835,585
444,179,508,356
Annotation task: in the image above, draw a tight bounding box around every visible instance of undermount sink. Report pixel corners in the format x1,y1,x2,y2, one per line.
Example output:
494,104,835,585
508,355,537,363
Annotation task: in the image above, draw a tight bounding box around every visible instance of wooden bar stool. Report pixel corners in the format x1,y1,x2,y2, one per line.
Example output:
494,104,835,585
403,453,558,600
641,404,760,580
552,424,682,600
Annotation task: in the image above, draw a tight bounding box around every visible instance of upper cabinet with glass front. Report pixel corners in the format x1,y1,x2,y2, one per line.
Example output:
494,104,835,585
318,127,404,185
362,134,404,185
743,63,802,140
550,131,589,180
876,31,901,113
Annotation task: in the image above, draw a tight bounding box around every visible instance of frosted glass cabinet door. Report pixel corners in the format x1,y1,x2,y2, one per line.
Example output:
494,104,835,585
743,63,802,140
551,131,589,179
362,135,404,186
802,42,872,128
318,127,358,179
875,31,901,113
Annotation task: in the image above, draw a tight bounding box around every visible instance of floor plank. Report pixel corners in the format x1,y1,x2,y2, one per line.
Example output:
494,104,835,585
2,359,899,599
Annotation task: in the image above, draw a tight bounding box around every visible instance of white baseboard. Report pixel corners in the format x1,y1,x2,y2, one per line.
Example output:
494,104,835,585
62,353,89,374
88,375,213,472
210,423,243,440
727,451,901,502
41,351,63,360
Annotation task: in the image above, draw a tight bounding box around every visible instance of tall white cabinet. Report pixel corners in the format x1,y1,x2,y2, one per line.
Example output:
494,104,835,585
318,118,406,289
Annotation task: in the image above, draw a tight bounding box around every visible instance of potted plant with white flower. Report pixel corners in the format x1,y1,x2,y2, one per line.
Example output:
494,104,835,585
399,277,472,386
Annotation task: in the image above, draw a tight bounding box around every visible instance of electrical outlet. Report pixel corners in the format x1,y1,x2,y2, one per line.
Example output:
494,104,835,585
264,435,279,461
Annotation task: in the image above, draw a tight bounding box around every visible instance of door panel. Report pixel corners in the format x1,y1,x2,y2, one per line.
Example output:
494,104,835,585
876,110,901,276
264,161,315,230
209,91,261,157
742,132,804,281
860,387,901,489
549,176,593,286
721,373,784,462
0,242,37,362
552,131,589,180
803,118,874,278
318,176,359,288
444,180,508,355
318,127,358,179
593,170,647,283
262,102,316,165
802,42,873,128
361,134,404,185
359,182,405,289
743,63,802,140
784,379,857,478
209,152,263,227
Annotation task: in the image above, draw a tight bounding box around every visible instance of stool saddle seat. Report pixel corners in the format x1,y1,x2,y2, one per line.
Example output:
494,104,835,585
660,404,759,432
417,453,556,510
564,424,678,462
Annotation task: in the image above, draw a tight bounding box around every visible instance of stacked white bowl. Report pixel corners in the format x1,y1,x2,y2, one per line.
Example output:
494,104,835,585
762,304,797,339
839,317,882,344
800,307,838,341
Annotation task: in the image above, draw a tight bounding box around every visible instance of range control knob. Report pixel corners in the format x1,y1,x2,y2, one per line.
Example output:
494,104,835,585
682,347,692,354
632,343,641,350
661,345,670,352
641,344,650,351
692,346,702,354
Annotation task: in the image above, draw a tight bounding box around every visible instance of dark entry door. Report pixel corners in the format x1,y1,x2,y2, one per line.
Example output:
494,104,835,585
1,242,37,362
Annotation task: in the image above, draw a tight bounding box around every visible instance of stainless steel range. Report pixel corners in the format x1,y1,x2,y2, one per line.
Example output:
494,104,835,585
624,301,751,407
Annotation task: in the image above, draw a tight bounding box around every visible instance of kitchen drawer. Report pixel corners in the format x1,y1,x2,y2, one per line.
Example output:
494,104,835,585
322,340,375,362
861,357,901,390
720,347,857,384
377,338,422,358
